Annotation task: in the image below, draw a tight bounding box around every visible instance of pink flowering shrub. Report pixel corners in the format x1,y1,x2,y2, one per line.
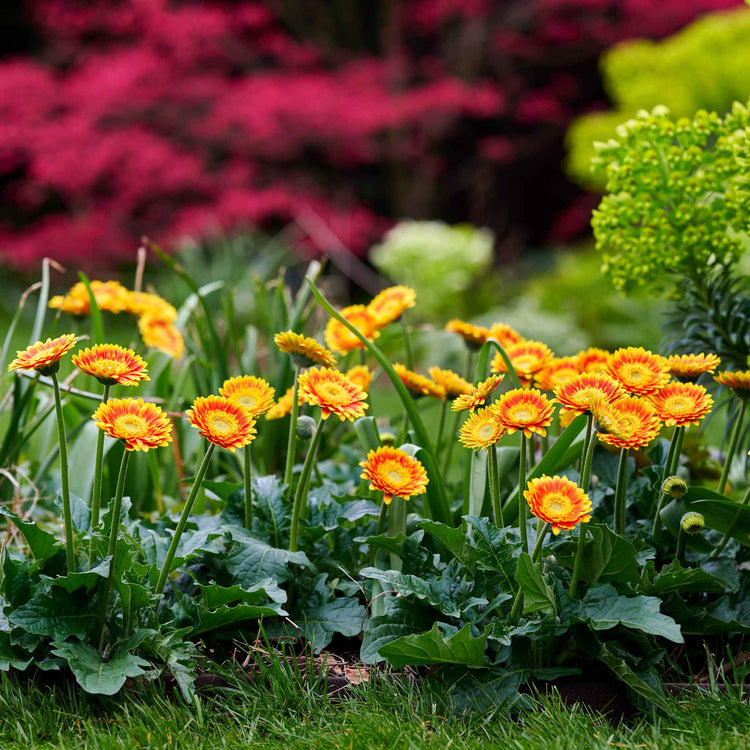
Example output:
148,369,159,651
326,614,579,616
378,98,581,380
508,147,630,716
0,0,741,269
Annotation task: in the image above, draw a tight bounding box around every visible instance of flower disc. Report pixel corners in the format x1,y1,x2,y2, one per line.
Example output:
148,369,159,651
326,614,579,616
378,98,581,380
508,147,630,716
220,375,275,418
72,344,149,386
298,367,368,421
8,333,78,375
92,398,172,451
360,446,428,504
187,395,256,451
524,475,592,535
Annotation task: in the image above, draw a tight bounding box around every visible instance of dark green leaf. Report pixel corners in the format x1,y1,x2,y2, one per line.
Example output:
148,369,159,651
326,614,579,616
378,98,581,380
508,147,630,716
361,597,431,664
448,667,530,713
0,508,60,562
514,553,555,615
637,561,731,596
225,532,312,585
597,642,669,712
419,520,479,568
298,575,365,651
9,588,96,640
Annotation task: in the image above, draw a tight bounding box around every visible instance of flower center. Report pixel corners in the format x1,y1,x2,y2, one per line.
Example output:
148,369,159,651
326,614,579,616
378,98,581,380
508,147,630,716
477,423,496,440
318,382,347,401
514,355,536,374
387,469,404,484
510,406,533,423
95,360,127,376
666,396,691,414
114,414,148,438
208,413,236,435
622,364,649,383
545,493,572,518
238,394,257,409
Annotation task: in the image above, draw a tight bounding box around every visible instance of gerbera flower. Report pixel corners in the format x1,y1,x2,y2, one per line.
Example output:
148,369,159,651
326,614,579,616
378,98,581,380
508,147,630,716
667,353,721,381
428,367,473,399
324,305,379,354
220,376,275,418
714,370,750,397
488,322,524,348
360,446,428,504
491,340,554,382
649,382,713,427
8,333,78,376
138,314,185,359
49,280,131,316
494,388,554,438
265,385,295,420
445,319,491,349
596,396,662,450
72,344,149,387
346,365,374,393
524,475,592,535
298,367,368,421
92,398,173,452
535,357,580,392
451,375,504,412
394,363,446,400
122,290,178,323
367,286,416,328
576,347,611,376
459,406,506,450
554,373,626,418
605,347,670,396
187,395,256,451
274,330,336,368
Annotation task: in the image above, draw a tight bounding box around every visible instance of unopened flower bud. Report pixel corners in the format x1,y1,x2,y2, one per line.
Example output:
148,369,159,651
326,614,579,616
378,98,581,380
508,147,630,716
663,476,688,498
380,431,397,446
680,511,705,535
296,415,317,440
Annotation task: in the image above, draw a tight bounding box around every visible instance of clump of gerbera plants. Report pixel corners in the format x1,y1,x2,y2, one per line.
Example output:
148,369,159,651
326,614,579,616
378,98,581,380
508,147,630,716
0,238,749,710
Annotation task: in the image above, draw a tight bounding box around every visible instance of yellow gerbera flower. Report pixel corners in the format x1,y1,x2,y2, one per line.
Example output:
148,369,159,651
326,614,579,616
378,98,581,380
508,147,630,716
72,344,149,387
298,367,368,421
367,286,416,328
459,406,506,450
605,347,670,396
554,373,626,418
428,367,473,399
346,365,374,393
394,363,446,400
488,322,524,348
714,370,750,397
265,385,295,420
491,340,554,381
667,353,721,381
451,375,504,412
360,446,428,504
274,330,336,368
49,280,131,316
524,475,592,535
187,395,256,451
138,314,185,359
576,347,611,376
92,398,173,452
596,396,662,450
493,387,554,438
324,305,379,354
534,356,580,392
219,376,276,418
8,334,78,376
649,382,713,428
122,290,178,323
445,319,491,349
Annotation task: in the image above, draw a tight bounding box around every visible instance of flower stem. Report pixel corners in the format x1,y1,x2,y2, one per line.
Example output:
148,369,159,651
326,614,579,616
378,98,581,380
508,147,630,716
710,484,750,559
155,443,215,595
568,415,595,599
435,400,447,459
96,448,130,650
518,434,528,553
510,521,550,620
675,528,687,566
653,426,684,544
289,420,323,553
243,443,253,530
614,447,629,535
368,501,388,568
387,497,407,572
90,383,111,533
400,315,414,371
717,400,747,496
283,365,301,496
51,372,75,574
488,445,503,527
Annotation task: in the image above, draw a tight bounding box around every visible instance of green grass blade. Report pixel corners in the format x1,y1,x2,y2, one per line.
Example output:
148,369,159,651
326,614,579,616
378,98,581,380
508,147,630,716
29,257,52,345
78,272,104,344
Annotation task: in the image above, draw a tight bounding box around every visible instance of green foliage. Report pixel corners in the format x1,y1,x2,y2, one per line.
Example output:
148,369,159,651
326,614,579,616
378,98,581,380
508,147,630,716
567,7,750,189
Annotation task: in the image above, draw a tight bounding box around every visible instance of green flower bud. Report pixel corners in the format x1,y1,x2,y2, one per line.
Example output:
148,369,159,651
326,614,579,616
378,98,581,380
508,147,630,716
296,416,317,441
680,511,705,535
380,431,397,446
662,476,688,499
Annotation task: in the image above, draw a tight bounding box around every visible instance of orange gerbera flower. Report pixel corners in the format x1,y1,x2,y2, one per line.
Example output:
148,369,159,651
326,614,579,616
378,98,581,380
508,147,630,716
324,305,379,354
394,363,446,400
667,353,721,381
72,344,149,387
265,385,295,420
714,370,750,397
220,376,275,418
451,375,504,412
8,334,78,376
138,314,185,358
274,330,336,368
367,285,416,328
605,347,670,396
428,367,473,399
488,322,524,348
554,373,626,418
445,319,491,349
459,406,506,450
524,475,592,535
535,356,580,392
346,365,374,393
576,347,611,375
649,382,713,427
360,446,428,504
49,280,131,316
596,396,662,450
187,395,256,451
92,398,172,452
122,290,178,323
491,340,554,382
494,387,554,438
298,367,368,421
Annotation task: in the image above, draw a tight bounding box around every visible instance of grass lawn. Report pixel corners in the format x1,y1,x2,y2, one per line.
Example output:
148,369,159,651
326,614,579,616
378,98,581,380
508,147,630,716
0,666,747,750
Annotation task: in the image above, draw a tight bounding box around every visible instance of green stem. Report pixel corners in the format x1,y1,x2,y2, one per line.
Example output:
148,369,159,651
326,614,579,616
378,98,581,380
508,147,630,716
653,427,684,544
51,372,75,574
289,421,323,553
96,449,130,650
387,497,407,572
569,415,595,599
435,400,448,459
283,366,301,495
510,521,550,620
368,502,388,567
518,435,528,553
243,443,253,530
717,400,747,496
443,409,461,474
155,443,215,595
90,383,111,532
400,315,414,371
614,448,629,535
488,446,503,527
675,528,687,567
711,485,750,559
